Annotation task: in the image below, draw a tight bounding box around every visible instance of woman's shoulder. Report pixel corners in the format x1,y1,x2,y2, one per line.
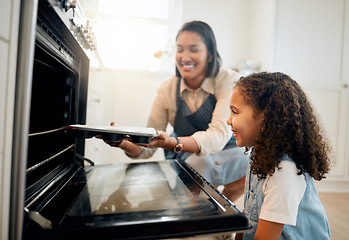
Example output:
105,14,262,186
214,67,241,87
211,67,241,93
157,75,178,92
216,67,241,81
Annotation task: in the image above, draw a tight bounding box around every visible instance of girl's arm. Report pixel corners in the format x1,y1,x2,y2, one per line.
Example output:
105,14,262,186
254,219,284,240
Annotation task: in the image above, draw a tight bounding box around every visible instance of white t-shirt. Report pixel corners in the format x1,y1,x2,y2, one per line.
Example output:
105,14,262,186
259,160,306,226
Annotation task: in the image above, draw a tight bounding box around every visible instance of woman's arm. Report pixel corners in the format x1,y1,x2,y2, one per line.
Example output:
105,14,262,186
254,219,284,240
191,69,236,155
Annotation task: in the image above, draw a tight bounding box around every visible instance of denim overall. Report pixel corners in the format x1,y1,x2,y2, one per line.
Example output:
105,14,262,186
243,155,330,240
164,78,236,161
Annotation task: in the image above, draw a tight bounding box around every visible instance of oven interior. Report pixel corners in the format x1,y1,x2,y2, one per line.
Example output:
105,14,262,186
23,0,89,237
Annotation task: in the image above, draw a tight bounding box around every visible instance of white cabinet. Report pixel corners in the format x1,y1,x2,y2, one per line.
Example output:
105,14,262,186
0,0,20,239
271,0,349,191
0,37,10,240
84,51,109,165
0,41,8,165
0,0,12,39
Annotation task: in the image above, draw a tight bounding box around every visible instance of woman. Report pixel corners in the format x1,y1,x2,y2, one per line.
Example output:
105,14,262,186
107,21,248,202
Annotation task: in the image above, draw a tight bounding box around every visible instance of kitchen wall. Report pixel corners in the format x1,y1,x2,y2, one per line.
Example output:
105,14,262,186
182,0,276,70
182,0,251,68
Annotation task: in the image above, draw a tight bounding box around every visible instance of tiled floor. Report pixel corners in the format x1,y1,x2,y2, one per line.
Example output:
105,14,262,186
233,192,349,240
319,192,349,240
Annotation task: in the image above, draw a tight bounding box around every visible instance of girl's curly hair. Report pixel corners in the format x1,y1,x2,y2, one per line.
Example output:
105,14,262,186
236,72,331,181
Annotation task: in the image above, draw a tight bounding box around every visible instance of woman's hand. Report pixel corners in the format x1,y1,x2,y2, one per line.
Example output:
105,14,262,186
100,122,143,157
145,131,200,153
143,130,177,150
103,138,129,149
98,122,129,149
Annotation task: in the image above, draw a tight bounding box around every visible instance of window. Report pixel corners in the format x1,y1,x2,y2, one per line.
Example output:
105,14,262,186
95,0,181,71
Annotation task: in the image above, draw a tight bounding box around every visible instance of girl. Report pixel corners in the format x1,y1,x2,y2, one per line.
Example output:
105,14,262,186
227,72,331,240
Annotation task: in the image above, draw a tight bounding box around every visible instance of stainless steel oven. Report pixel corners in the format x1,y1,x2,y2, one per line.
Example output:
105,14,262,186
10,1,251,239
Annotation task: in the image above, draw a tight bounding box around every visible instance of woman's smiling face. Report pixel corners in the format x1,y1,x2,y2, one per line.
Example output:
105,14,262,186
176,31,208,86
227,87,264,148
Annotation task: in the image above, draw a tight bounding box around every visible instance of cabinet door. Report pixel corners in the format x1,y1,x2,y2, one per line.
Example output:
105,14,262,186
273,0,349,179
0,0,11,39
0,41,8,160
85,63,106,165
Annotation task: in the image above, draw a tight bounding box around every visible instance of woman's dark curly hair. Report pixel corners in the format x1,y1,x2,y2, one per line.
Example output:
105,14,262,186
235,72,331,181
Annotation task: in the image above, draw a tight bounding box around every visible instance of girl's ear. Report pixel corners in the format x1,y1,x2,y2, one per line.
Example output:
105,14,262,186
208,55,212,63
255,110,265,124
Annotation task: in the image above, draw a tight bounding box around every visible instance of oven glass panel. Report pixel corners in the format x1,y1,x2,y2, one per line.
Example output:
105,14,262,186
50,160,251,240
68,161,216,216
30,161,250,240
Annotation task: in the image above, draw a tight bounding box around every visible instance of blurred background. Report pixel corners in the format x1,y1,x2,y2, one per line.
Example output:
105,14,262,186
78,0,349,193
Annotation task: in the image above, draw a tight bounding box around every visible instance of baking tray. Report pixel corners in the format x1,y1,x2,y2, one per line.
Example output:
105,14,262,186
68,124,158,144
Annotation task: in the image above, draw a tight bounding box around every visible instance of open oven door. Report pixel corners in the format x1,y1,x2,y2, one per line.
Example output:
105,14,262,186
24,159,251,240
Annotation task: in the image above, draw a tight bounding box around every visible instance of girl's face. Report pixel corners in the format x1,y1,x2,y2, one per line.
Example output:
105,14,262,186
176,31,209,86
227,87,264,148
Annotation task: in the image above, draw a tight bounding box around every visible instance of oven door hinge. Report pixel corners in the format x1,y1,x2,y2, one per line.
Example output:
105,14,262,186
24,208,52,229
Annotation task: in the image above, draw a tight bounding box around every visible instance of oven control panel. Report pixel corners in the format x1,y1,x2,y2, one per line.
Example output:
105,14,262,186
49,0,96,51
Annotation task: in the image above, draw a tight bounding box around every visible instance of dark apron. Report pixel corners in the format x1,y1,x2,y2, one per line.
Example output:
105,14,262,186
165,78,236,160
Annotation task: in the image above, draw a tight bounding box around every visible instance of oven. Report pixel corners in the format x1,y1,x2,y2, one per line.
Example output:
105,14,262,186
10,0,251,239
